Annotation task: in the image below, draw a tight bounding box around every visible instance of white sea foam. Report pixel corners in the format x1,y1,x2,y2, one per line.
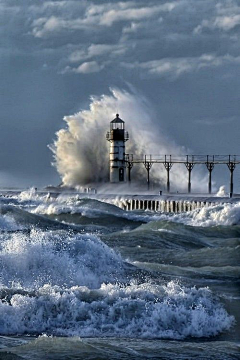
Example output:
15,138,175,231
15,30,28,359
0,206,235,339
0,229,123,289
171,202,240,227
30,197,123,220
50,88,207,192
129,201,240,227
216,185,227,197
13,189,240,227
27,193,240,227
0,281,234,338
30,195,151,224
0,213,24,231
18,188,51,204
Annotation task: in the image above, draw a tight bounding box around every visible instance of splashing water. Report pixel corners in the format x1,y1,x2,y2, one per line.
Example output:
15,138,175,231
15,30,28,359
216,185,227,197
0,229,124,290
0,192,236,341
0,280,233,338
50,88,207,191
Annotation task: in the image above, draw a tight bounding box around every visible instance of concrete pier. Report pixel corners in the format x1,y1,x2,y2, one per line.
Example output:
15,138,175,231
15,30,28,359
117,198,213,212
1,189,236,214
99,194,238,213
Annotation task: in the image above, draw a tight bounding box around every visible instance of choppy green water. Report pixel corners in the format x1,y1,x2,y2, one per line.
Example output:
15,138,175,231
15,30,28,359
0,190,239,359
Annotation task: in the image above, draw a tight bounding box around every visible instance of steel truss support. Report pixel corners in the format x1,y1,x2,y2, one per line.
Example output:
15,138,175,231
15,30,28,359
205,162,214,194
185,162,194,193
144,156,153,190
122,154,240,196
163,162,173,193
227,161,236,198
127,161,134,183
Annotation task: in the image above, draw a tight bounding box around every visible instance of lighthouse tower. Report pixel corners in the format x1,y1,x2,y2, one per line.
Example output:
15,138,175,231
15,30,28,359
106,114,129,183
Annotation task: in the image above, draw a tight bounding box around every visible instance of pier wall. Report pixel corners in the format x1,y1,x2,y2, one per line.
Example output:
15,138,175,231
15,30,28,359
98,195,233,213
115,198,218,212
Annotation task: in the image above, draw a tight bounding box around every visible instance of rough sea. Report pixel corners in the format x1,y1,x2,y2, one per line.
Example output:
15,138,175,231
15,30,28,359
0,189,239,360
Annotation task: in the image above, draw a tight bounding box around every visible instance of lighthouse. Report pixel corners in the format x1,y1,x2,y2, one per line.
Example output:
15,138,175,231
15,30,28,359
106,114,129,183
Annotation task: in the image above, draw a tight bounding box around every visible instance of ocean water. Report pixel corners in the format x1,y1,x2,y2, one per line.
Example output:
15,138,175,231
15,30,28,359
0,189,239,360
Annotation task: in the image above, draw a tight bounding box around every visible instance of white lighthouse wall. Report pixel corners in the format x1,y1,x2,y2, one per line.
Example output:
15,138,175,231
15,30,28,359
109,140,126,182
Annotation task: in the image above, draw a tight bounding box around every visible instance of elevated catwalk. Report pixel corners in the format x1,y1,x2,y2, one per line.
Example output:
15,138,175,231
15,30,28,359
125,154,240,197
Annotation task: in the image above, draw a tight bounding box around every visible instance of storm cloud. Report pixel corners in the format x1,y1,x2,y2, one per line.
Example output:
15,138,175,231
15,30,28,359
1,0,240,189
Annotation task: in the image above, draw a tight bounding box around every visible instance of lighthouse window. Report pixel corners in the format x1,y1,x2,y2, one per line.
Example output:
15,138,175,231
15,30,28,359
111,123,124,130
119,168,124,181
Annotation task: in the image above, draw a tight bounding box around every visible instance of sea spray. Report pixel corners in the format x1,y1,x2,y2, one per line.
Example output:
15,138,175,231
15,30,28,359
0,229,124,289
0,192,236,341
216,185,227,197
50,88,208,191
171,202,240,227
26,192,240,227
0,281,234,338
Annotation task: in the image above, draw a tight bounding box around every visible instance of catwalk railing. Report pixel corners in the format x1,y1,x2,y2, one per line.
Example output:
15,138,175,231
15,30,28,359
125,154,240,197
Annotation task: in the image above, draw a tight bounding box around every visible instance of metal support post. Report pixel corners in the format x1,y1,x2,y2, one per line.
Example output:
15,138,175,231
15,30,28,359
205,161,214,194
185,159,194,194
125,154,133,185
227,161,236,197
127,162,133,183
163,161,173,193
144,155,153,190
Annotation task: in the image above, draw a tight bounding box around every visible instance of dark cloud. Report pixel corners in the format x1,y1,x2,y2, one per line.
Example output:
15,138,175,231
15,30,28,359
1,0,240,188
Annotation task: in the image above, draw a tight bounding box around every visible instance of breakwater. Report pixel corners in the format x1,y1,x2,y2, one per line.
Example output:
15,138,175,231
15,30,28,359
99,194,239,213
1,189,237,214
118,198,216,212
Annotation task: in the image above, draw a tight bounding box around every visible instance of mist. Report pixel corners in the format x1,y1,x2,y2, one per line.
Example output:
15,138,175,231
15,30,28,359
50,88,208,192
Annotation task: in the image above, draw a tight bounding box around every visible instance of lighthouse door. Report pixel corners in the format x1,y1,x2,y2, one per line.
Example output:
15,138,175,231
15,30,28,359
119,168,124,181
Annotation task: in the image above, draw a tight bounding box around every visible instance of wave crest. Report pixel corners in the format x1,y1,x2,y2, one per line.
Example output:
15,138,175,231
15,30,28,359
50,88,207,191
0,281,234,338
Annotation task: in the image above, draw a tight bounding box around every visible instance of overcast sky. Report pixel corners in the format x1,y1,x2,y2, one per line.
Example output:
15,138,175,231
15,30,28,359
1,0,240,189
